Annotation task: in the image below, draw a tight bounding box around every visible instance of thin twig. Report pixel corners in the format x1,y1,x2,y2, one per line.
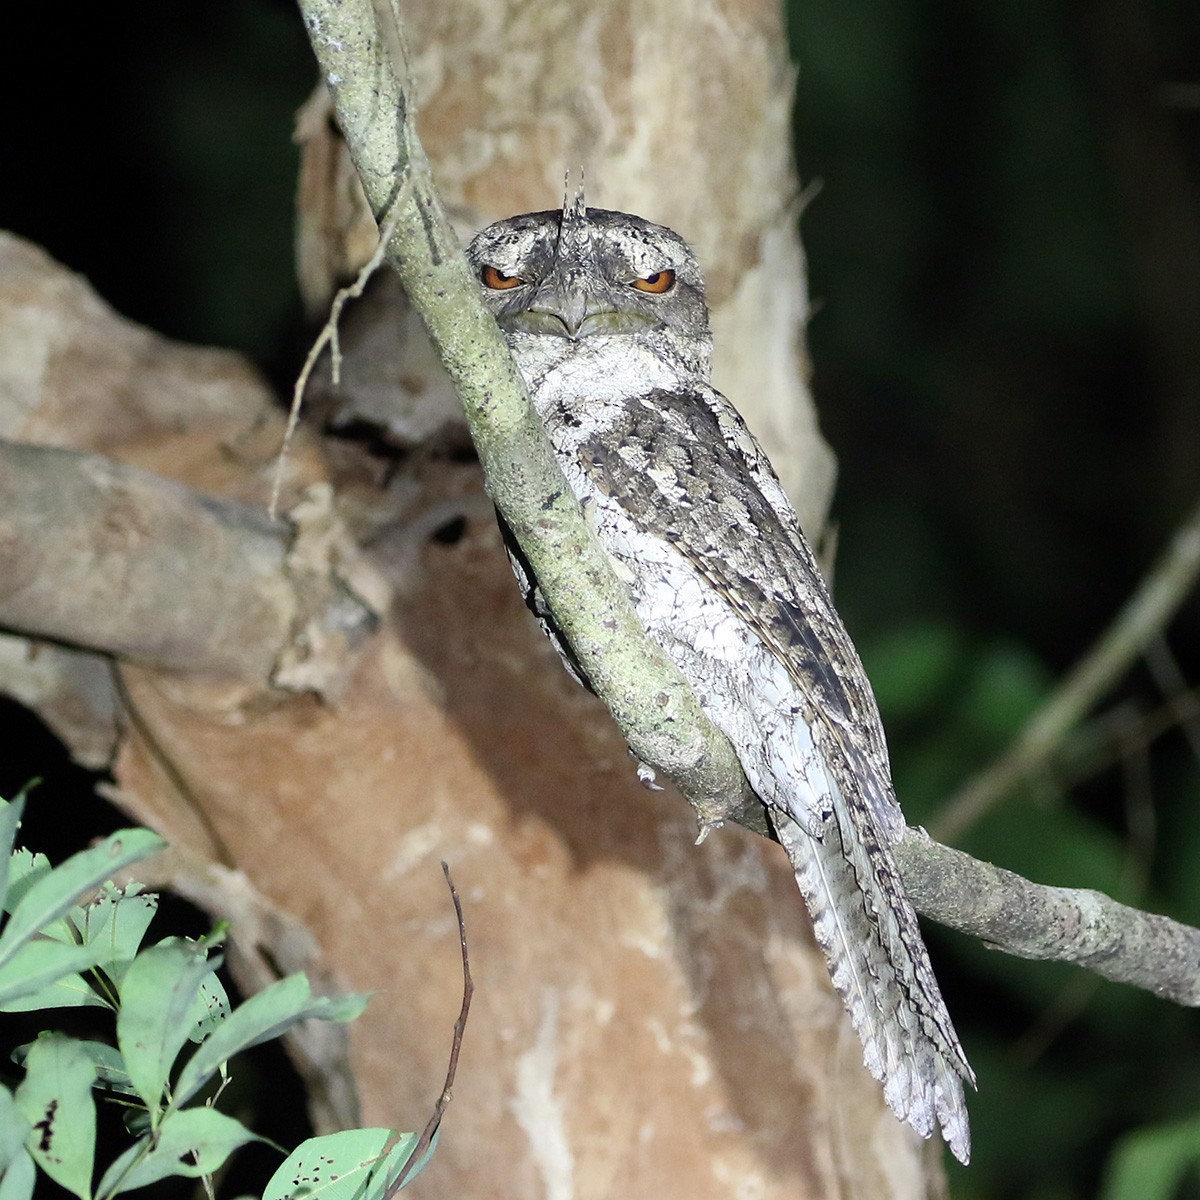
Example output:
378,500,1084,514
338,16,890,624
1011,973,1101,1067
1046,686,1200,793
1145,636,1200,765
1116,710,1157,898
269,200,407,520
381,862,473,1199
1010,717,1157,1064
932,495,1200,843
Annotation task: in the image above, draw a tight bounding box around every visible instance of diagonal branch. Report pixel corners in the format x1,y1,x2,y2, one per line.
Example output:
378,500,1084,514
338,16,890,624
294,0,1200,1008
0,440,290,677
297,0,756,831
933,494,1200,843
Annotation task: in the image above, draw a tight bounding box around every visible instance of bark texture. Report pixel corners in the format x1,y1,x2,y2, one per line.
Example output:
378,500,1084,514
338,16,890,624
897,828,1200,1004
0,440,294,678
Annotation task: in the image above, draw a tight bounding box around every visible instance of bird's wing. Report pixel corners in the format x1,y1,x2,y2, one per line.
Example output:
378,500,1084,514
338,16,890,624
573,385,974,1160
576,385,901,833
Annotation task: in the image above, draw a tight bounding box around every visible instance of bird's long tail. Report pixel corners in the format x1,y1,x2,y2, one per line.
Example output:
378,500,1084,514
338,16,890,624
770,796,974,1163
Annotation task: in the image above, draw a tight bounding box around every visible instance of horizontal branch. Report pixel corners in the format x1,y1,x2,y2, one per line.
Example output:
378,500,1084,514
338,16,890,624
897,826,1200,1005
0,440,373,684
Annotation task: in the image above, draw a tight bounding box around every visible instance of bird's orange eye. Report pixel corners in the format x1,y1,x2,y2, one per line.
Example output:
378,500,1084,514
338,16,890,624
481,264,524,290
631,269,676,294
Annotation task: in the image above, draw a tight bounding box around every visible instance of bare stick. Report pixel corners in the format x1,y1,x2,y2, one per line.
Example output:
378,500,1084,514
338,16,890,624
933,494,1200,843
898,826,1200,1005
1144,637,1200,766
269,200,407,520
380,862,473,1199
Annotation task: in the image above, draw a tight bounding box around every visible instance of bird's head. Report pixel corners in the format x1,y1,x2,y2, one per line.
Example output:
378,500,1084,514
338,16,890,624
466,186,712,380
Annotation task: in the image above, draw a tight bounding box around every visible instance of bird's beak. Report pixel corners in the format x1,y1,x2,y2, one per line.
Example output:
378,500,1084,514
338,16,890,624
501,280,659,340
536,287,591,337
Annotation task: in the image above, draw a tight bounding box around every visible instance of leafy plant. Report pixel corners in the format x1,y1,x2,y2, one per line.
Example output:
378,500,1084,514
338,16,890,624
0,793,437,1199
1099,1114,1200,1200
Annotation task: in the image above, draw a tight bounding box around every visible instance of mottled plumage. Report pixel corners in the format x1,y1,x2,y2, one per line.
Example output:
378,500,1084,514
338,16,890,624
467,190,975,1161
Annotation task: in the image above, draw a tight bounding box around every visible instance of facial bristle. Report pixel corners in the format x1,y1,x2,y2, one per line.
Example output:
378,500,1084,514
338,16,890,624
558,166,589,256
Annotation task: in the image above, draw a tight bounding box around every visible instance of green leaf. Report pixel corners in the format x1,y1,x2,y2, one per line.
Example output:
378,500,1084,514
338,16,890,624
391,1127,438,1190
2,851,50,918
76,885,158,976
0,797,26,914
12,1042,136,1099
0,1087,32,1175
1099,1113,1200,1200
0,830,165,970
0,941,99,1010
188,973,231,1043
148,935,229,1043
173,975,367,1111
958,639,1052,744
14,1035,97,1200
96,1108,262,1197
262,1128,430,1200
0,1149,35,1200
0,971,108,1013
116,941,218,1120
71,1043,136,1098
862,620,965,722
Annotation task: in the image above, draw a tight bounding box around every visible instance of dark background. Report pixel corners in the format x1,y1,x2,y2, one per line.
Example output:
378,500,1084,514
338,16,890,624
1,1,1199,1197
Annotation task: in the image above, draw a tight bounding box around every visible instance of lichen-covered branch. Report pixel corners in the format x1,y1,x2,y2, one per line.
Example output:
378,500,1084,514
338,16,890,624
294,0,1200,1007
897,826,1200,1005
296,0,755,828
0,440,371,684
